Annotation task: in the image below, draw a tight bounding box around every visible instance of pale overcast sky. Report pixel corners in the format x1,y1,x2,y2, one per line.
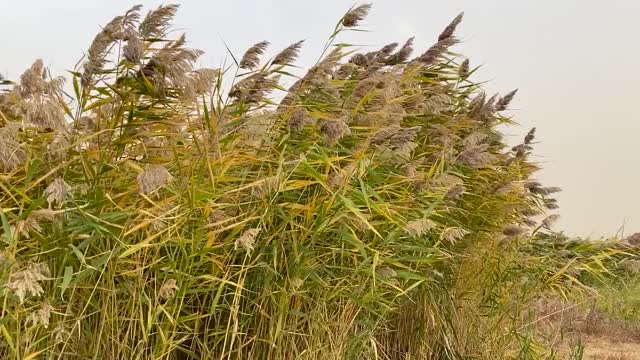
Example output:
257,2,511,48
2,1,639,238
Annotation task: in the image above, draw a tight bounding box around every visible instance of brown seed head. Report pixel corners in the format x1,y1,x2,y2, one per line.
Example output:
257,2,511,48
239,41,270,70
385,37,415,65
342,4,372,27
320,119,351,144
235,228,260,251
44,178,72,208
438,12,464,41
139,4,179,39
137,164,173,194
495,89,518,111
416,37,457,65
503,224,526,237
406,219,436,237
272,40,304,65
524,127,536,144
459,58,470,78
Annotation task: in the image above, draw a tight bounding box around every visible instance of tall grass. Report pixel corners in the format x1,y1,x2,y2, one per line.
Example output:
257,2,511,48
0,4,634,359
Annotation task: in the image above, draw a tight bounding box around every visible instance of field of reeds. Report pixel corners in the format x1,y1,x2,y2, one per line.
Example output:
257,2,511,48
1,4,639,359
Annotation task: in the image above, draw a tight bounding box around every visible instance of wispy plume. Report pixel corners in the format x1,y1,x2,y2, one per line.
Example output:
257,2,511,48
415,37,457,66
385,37,414,65
139,4,179,39
495,89,518,111
272,40,304,65
459,58,470,79
235,228,260,251
438,12,464,42
342,4,372,28
239,41,270,70
406,219,436,237
320,119,351,144
137,164,173,194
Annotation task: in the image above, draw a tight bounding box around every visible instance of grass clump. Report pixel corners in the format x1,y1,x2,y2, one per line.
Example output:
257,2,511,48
0,4,634,359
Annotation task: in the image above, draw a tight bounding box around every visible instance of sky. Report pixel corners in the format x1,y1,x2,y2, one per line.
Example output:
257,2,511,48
2,0,639,238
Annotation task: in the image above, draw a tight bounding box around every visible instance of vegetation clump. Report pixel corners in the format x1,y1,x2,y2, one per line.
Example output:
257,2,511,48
0,4,635,359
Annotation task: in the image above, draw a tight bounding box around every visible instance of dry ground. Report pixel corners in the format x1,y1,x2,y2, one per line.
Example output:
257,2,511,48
533,298,640,359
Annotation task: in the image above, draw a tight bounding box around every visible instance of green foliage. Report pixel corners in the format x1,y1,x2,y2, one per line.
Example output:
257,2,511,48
0,4,634,359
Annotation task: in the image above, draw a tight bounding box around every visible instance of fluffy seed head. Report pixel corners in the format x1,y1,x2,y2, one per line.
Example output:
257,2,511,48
542,214,560,229
524,127,536,144
235,228,260,252
416,37,456,65
626,233,640,246
158,279,178,300
4,262,50,303
405,219,436,237
26,302,55,328
320,119,351,144
459,58,470,78
0,125,26,172
272,40,304,65
385,37,414,65
137,164,173,194
503,224,526,237
239,41,269,69
440,227,469,243
327,170,346,190
376,266,397,278
288,107,310,131
44,178,72,208
495,89,518,111
438,12,464,41
342,4,372,27
123,30,144,63
139,4,179,39
445,184,466,201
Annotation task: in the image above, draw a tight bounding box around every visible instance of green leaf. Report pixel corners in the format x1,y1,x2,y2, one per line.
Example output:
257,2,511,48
0,208,13,245
61,266,74,298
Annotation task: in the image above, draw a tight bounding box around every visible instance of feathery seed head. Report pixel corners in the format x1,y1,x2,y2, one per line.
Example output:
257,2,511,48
44,178,72,208
123,30,144,63
385,37,414,65
139,4,179,39
405,219,436,237
207,209,227,227
440,227,469,243
445,184,466,201
542,214,560,229
158,279,178,300
272,40,304,65
239,41,270,70
459,58,470,78
503,224,526,237
438,12,464,42
342,4,372,27
235,228,260,251
0,125,26,172
495,89,518,111
288,107,311,131
468,92,486,117
4,262,50,303
376,266,397,278
524,127,536,144
416,37,457,65
26,302,55,328
137,164,173,194
320,119,351,144
626,233,640,246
